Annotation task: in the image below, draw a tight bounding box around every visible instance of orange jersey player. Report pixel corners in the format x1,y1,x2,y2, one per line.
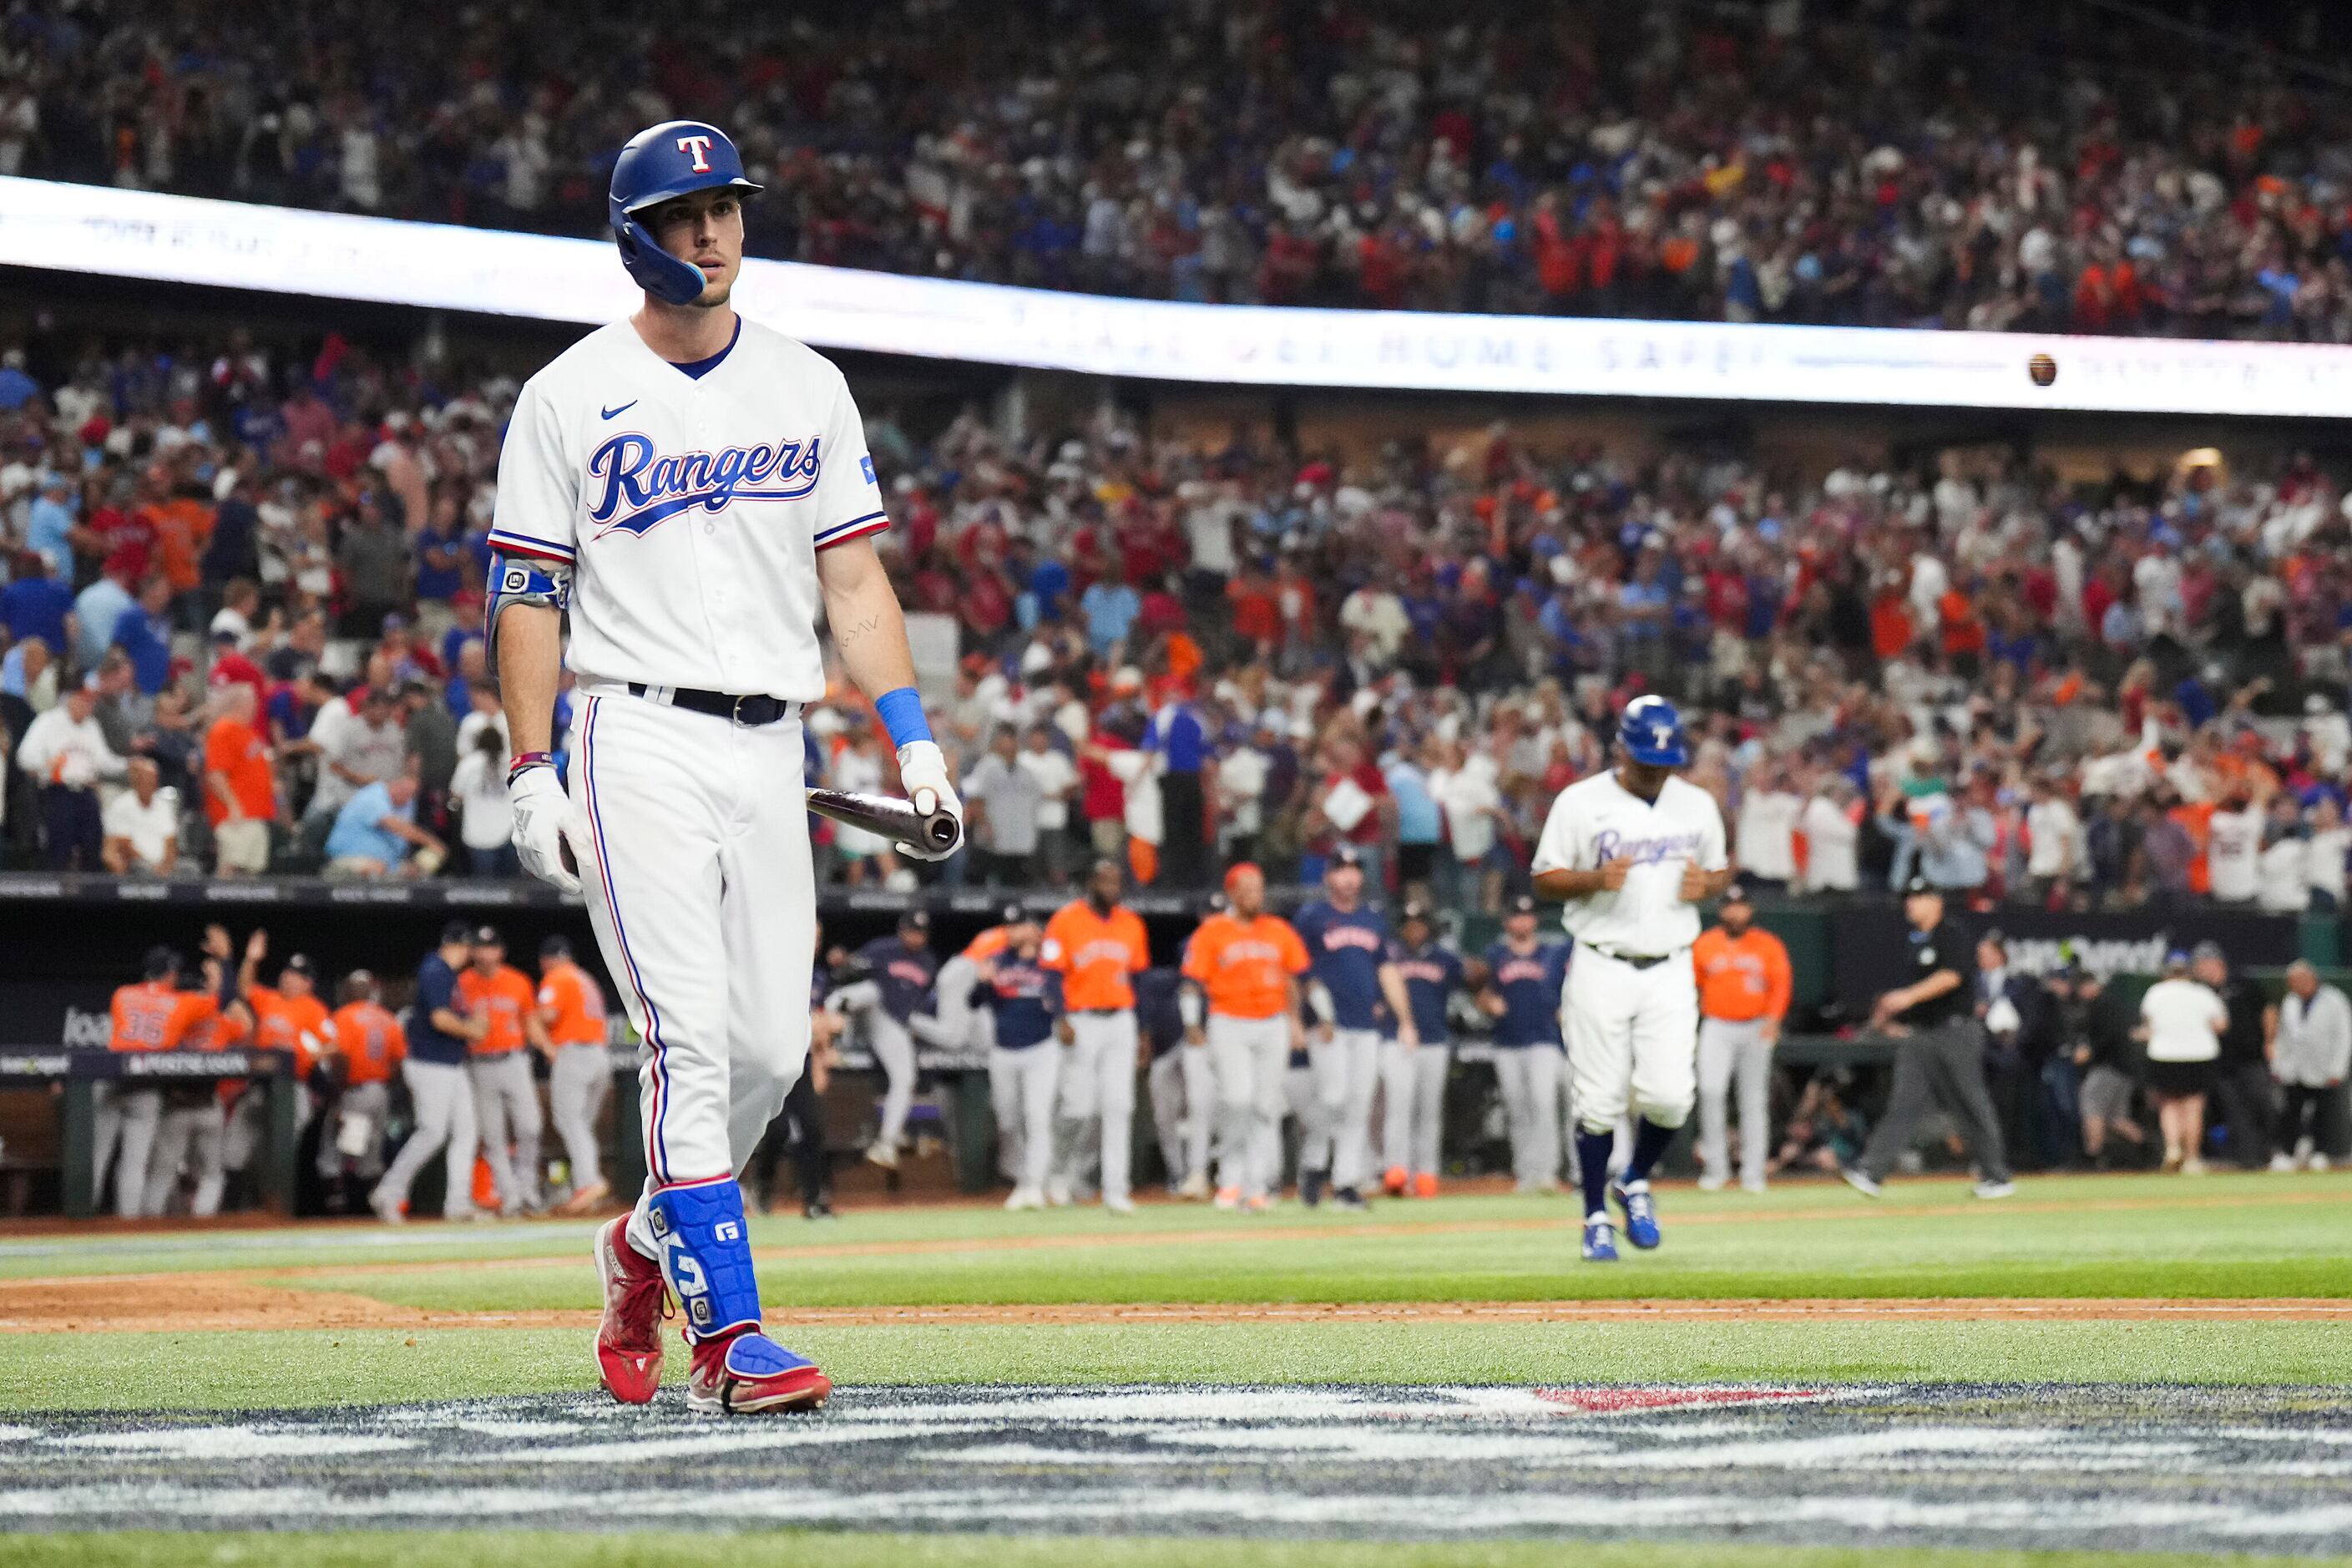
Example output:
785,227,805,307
1180,863,1308,1209
1691,883,1792,1194
1040,857,1154,1211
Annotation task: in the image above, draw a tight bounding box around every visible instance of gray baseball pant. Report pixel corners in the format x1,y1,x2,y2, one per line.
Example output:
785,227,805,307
1308,1026,1381,1191
1148,1045,1213,1187
1208,1014,1290,1200
548,1044,611,1191
1056,1009,1138,1205
1493,1046,1562,1191
1854,1020,2012,1185
989,1042,1060,1193
469,1050,543,1211
141,1098,223,1216
1379,1039,1450,1179
320,1081,392,1181
372,1058,479,1220
1697,1016,1774,1189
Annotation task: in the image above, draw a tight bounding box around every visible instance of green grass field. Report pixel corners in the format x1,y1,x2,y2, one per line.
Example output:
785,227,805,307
8,1170,2350,1565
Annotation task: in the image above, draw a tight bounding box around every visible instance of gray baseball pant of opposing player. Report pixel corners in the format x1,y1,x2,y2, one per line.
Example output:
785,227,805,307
1209,1014,1291,1200
106,1088,162,1218
374,1059,479,1219
868,1012,919,1156
222,1083,312,1176
1056,1009,1139,1205
1308,1027,1381,1191
1148,1047,1213,1187
548,1044,611,1191
1854,1020,2012,1185
319,1081,392,1181
1697,1017,1773,1188
1379,1040,1450,1178
470,1050,543,1211
142,1100,225,1216
989,1043,1060,1193
1493,1046,1562,1191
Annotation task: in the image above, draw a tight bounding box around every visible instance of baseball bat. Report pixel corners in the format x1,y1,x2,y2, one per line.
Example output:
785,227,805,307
805,786,961,854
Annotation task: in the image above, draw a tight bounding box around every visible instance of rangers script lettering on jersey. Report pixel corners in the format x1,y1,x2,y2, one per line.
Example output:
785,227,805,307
490,319,887,701
1531,771,1728,953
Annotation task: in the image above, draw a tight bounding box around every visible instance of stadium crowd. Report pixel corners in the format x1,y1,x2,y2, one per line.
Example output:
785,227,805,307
6,1,2352,336
4,325,2352,908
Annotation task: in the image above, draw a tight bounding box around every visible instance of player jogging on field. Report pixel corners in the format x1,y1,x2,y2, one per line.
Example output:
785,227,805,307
1531,695,1731,1262
1041,858,1152,1212
1292,845,1417,1210
494,119,962,1414
1182,863,1309,1211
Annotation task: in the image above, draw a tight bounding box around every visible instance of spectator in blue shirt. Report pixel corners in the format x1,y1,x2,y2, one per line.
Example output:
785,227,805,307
25,474,76,573
324,769,446,878
110,574,176,695
1146,688,1209,887
0,349,37,411
72,565,134,672
2,551,75,655
1386,743,1442,893
1080,562,1141,659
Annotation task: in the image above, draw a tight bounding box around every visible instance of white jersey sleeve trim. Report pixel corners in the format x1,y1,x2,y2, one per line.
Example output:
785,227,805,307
813,509,888,550
486,527,577,562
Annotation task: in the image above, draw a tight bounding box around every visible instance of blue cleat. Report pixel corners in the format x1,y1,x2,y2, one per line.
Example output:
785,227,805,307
687,1329,832,1415
1610,1180,1662,1249
1581,1216,1619,1262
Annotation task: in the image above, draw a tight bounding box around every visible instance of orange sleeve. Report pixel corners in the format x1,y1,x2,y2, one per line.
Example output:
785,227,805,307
1765,935,1793,1021
162,994,220,1050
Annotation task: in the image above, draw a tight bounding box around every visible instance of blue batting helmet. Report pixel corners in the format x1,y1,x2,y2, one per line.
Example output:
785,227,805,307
1617,695,1689,767
608,120,763,306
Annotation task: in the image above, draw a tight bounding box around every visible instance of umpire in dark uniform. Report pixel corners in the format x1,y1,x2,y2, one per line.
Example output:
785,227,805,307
2193,940,2274,1169
1842,878,2016,1200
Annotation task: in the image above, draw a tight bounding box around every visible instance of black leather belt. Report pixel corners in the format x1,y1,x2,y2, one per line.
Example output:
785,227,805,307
629,683,799,726
1596,949,1675,970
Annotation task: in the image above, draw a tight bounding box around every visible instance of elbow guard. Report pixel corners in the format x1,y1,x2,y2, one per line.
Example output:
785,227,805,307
486,551,574,660
1306,982,1336,1025
1178,988,1205,1029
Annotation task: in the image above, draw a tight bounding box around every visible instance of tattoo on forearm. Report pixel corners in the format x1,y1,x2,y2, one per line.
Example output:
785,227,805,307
835,614,884,648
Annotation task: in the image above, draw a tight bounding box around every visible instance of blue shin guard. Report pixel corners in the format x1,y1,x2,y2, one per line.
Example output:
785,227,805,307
645,1179,762,1343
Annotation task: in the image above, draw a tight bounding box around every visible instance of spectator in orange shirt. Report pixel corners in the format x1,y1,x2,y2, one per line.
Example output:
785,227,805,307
99,944,220,1216
537,934,614,1215
322,969,407,1192
1041,857,1153,1211
1691,885,1793,1193
458,925,549,1215
1181,862,1308,1209
203,680,278,875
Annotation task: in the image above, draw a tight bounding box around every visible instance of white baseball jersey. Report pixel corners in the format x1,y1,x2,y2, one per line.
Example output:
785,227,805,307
1531,771,1727,954
490,318,885,699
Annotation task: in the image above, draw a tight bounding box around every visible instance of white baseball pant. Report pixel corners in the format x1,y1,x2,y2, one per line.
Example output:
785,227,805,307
1208,1014,1290,1200
1148,1044,1213,1188
548,1043,612,1192
989,1043,1060,1193
1492,1047,1563,1191
1308,1026,1381,1191
1057,1009,1139,1205
318,1080,392,1180
469,1050,543,1212
1379,1039,1449,1179
1697,1016,1774,1189
572,691,814,1262
372,1059,479,1219
142,1100,225,1216
1565,948,1699,1133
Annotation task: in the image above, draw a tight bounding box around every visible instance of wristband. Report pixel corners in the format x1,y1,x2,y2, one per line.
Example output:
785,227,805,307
874,687,933,748
506,751,556,786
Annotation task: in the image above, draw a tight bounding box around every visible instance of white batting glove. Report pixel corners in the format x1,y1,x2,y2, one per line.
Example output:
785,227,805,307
508,764,589,896
894,740,965,861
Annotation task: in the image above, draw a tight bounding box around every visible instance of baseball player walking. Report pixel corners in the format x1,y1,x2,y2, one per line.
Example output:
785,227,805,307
458,927,548,1216
1841,878,2016,1200
537,936,614,1215
1042,859,1152,1212
1382,900,1462,1196
494,119,961,1413
1531,696,1731,1262
974,915,1060,1210
851,911,940,1171
1476,895,1573,1193
1182,864,1310,1211
1692,884,1791,1192
1292,847,1417,1210
371,922,484,1224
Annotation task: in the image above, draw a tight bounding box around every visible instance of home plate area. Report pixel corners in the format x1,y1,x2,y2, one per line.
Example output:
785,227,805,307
7,1383,2352,1553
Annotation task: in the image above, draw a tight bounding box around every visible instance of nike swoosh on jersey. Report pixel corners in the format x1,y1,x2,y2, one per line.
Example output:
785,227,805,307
600,401,638,420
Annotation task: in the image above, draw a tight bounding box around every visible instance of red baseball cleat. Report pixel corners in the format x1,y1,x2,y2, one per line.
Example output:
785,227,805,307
594,1214,666,1404
1382,1166,1409,1196
687,1328,832,1415
1412,1172,1439,1198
